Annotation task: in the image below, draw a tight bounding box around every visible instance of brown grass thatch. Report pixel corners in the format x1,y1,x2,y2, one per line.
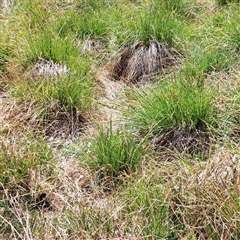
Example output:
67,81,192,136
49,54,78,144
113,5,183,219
153,127,210,156
112,41,181,83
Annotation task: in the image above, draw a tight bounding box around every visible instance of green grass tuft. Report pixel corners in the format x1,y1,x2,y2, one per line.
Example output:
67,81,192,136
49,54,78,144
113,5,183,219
85,124,145,179
128,80,216,136
27,30,79,65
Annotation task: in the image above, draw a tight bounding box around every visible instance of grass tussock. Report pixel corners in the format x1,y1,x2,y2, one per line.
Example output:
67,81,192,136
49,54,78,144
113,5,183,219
128,81,215,133
113,41,181,83
85,124,145,181
7,56,93,137
127,80,216,155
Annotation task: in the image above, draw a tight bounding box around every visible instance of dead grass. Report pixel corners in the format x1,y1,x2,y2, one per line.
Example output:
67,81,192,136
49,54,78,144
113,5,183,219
112,41,181,83
0,93,87,140
153,127,211,157
25,58,68,80
160,146,240,239
95,67,126,129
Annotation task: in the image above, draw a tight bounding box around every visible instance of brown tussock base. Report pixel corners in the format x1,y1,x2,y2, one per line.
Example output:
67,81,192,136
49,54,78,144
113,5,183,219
153,127,211,157
112,41,181,83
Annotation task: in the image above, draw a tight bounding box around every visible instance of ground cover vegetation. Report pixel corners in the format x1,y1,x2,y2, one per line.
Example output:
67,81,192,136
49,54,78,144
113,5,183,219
0,0,240,239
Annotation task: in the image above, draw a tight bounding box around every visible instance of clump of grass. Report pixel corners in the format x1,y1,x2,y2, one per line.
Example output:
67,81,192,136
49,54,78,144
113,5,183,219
112,41,180,83
85,124,145,179
27,30,79,66
108,0,187,47
135,4,184,46
0,136,54,192
129,80,215,135
110,0,186,84
128,80,215,154
10,64,93,136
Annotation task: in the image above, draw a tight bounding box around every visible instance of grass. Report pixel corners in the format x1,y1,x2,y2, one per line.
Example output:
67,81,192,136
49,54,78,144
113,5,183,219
128,80,215,136
7,55,94,136
216,0,240,5
0,135,55,237
85,124,145,179
121,176,174,238
134,1,186,46
181,45,236,82
27,30,80,65
0,44,9,75
0,135,54,191
0,0,240,239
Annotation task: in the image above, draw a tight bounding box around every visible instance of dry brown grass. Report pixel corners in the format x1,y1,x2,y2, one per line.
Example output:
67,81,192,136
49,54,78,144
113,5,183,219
152,127,211,157
112,41,181,83
159,146,240,239
0,86,91,142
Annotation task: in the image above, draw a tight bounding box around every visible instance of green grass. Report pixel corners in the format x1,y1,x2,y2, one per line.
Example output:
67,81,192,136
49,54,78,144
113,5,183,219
52,9,108,40
216,0,240,5
128,80,216,136
85,124,145,179
181,44,236,82
133,0,186,46
10,61,93,122
27,30,80,66
121,176,174,238
0,136,54,191
1,0,240,239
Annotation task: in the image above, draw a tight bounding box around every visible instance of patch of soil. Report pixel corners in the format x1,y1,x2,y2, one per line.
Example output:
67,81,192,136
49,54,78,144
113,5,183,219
153,127,210,156
112,41,181,83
